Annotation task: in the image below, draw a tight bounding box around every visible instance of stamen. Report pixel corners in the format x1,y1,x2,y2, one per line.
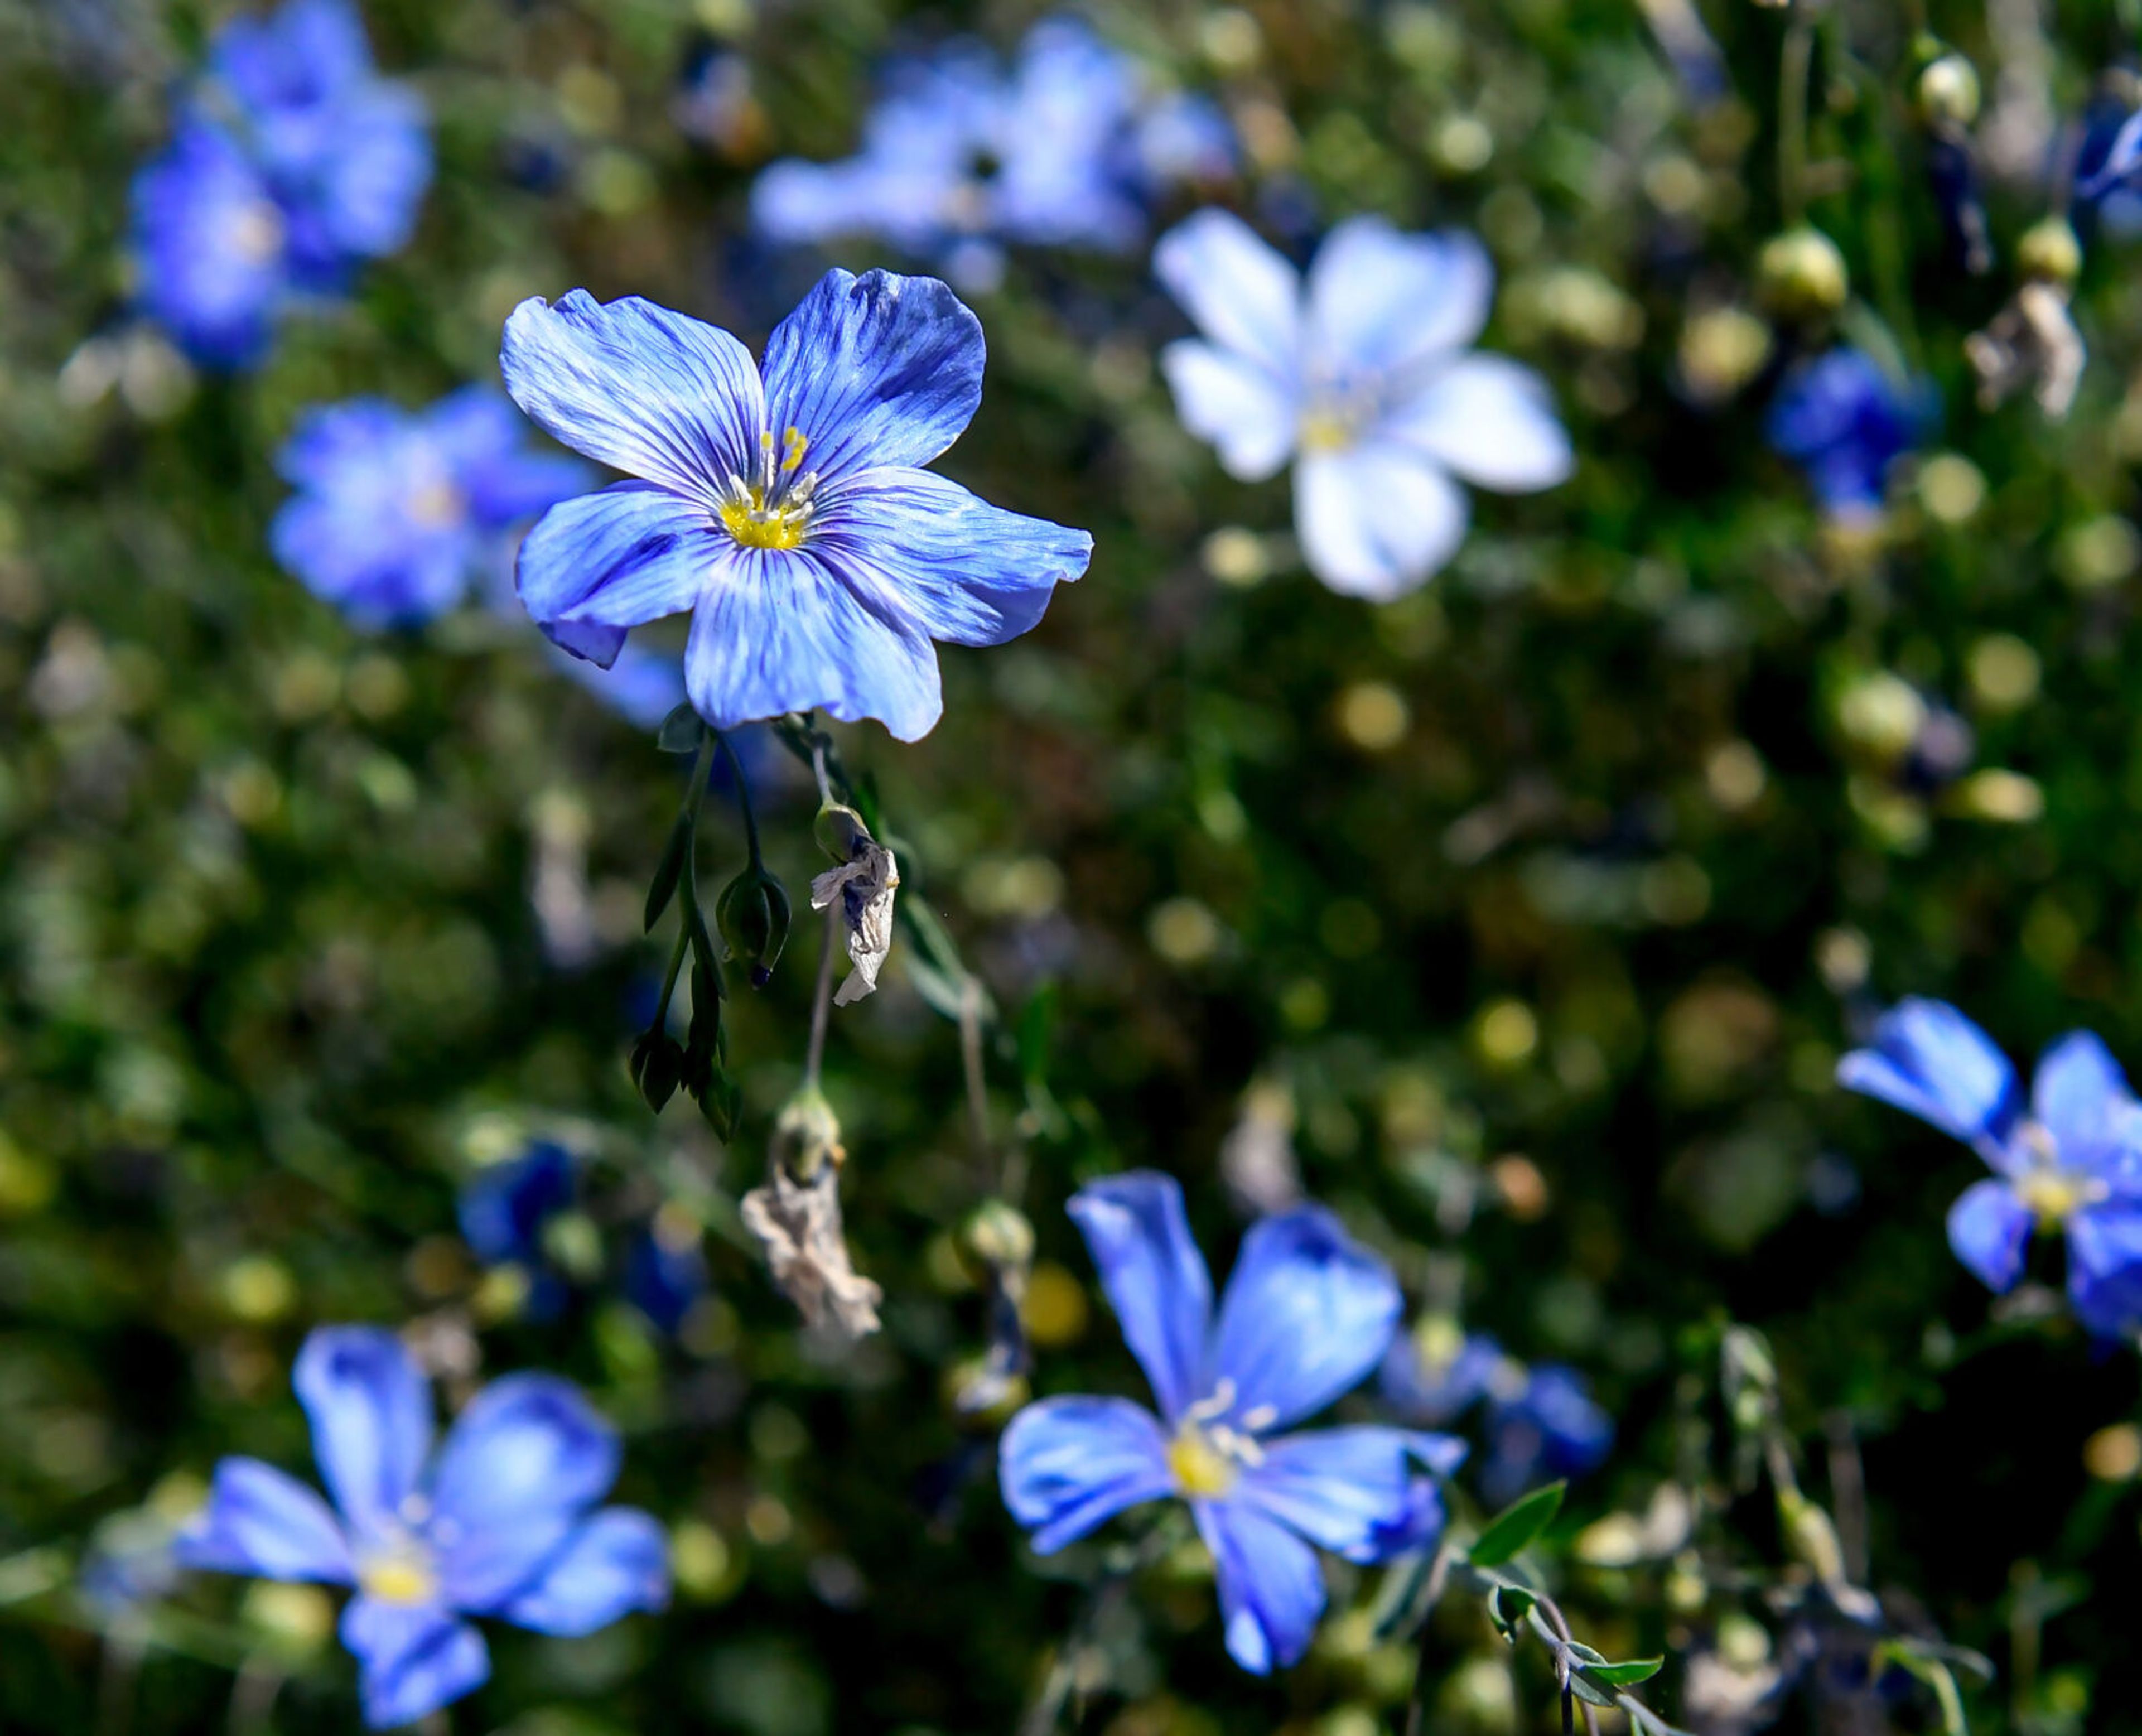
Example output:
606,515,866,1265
1180,1378,1238,1425
782,427,809,472
1238,1404,1277,1433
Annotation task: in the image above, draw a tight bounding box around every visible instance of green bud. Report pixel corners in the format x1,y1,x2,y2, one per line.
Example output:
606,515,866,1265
1915,52,1981,128
771,1086,845,1182
1757,227,1849,321
2017,216,2081,285
957,1199,1035,1280
813,801,870,863
717,864,793,987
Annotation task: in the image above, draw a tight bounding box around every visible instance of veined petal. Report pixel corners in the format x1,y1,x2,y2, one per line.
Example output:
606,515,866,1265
500,290,764,499
496,1508,670,1636
1837,999,2021,1156
1209,1205,1400,1432
1153,209,1301,381
1381,355,1573,493
176,1457,353,1583
1294,445,1468,601
998,1395,1174,1554
1305,219,1492,377
1232,1426,1460,1564
293,1327,432,1538
515,481,722,667
684,544,943,741
1947,1178,2033,1293
340,1598,490,1730
431,1373,621,1610
761,268,985,481
2032,1032,2137,1162
1195,1498,1326,1674
1158,340,1299,482
1065,1172,1214,1424
809,467,1092,648
2066,1202,2142,1338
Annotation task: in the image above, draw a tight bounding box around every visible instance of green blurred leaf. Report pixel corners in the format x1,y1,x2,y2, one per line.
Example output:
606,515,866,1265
1469,1482,1566,1566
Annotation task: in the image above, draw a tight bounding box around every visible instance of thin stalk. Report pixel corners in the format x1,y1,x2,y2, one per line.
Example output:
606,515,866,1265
803,900,841,1090
1778,14,1814,224
713,729,764,867
959,976,991,1169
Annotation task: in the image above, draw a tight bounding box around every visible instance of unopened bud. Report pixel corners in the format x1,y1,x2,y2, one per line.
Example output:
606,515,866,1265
770,1087,845,1182
813,801,870,863
958,1198,1035,1279
2016,216,2081,286
716,864,792,987
1916,53,1981,128
1757,227,1849,320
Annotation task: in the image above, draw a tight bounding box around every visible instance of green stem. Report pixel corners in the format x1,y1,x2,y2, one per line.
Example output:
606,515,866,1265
1778,15,1813,225
713,728,764,868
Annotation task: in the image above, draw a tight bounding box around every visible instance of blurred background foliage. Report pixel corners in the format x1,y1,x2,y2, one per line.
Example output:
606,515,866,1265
7,0,2142,1731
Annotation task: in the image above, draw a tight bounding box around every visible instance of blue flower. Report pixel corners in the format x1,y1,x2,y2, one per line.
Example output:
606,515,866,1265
271,387,588,628
1383,1328,1613,1507
1837,1000,2142,1335
1154,209,1572,600
499,269,1093,741
1379,1322,1502,1426
1764,349,1927,520
751,18,1223,292
624,1212,709,1337
998,1172,1465,1674
177,1325,668,1729
129,0,428,368
457,1140,576,1270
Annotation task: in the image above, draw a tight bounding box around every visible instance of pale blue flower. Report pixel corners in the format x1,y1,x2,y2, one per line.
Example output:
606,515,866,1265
1000,1172,1464,1673
1838,999,2142,1336
177,1326,668,1729
131,117,292,367
1155,209,1571,599
1383,1328,1614,1506
499,268,1092,741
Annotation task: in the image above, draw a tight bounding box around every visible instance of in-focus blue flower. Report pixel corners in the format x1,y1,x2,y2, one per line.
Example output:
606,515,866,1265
1837,999,2142,1336
499,269,1093,741
1764,349,1927,521
129,0,429,367
272,387,588,628
1154,209,1572,600
999,1172,1465,1674
177,1325,668,1729
752,18,1225,292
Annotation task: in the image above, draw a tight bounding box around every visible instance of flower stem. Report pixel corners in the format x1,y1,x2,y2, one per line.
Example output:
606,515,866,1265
713,727,764,868
803,899,840,1090
1778,13,1813,224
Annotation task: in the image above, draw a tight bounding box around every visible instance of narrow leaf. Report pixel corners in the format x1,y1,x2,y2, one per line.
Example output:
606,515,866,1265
1469,1481,1566,1567
644,812,691,933
1583,1658,1665,1688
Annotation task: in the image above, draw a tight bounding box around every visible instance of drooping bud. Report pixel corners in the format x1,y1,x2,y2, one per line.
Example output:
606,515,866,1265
716,862,792,987
1915,52,1981,128
1756,226,1849,320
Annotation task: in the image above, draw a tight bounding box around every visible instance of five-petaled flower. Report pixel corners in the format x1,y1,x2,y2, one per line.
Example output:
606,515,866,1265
999,1171,1464,1673
1153,208,1571,600
130,0,431,368
1837,999,2142,1337
499,269,1094,742
177,1325,669,1729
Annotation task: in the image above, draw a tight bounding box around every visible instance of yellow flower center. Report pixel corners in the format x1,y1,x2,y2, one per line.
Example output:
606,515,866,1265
1298,407,1357,453
721,426,817,551
1169,1427,1239,1498
2015,1166,2104,1225
407,476,464,529
229,200,285,264
358,1546,438,1607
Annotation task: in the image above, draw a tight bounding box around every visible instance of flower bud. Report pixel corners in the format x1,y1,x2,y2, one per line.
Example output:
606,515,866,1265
770,1086,845,1182
957,1198,1035,1281
1916,52,1981,128
813,801,870,862
1757,226,1849,320
716,864,792,987
2016,215,2082,286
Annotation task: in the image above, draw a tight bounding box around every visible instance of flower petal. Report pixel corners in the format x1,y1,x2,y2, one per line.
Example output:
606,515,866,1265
684,544,944,741
1158,340,1299,482
496,1508,671,1636
175,1457,353,1583
1294,445,1469,601
1065,1171,1214,1423
1837,999,2022,1156
1381,355,1573,493
293,1327,432,1537
1381,1329,1502,1428
1153,209,1301,382
2032,1031,2139,1164
500,290,764,499
515,481,722,666
2066,1201,2142,1338
130,118,287,369
430,1373,621,1610
1194,1497,1326,1674
1946,1177,2033,1293
999,1395,1175,1554
810,467,1092,648
761,268,985,482
340,1597,490,1731
1233,1426,1463,1564
1305,218,1492,377
1209,1205,1400,1432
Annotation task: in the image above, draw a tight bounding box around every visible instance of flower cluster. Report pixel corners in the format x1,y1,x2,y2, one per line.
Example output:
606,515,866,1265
130,0,430,367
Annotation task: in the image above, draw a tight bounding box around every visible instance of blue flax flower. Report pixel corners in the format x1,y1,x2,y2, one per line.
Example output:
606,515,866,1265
1000,1172,1465,1673
499,269,1093,741
1837,999,2142,1336
1154,209,1571,600
1764,349,1926,521
272,387,588,628
752,18,1224,292
129,0,430,368
1383,1327,1613,1507
177,1326,668,1728
458,1140,576,1270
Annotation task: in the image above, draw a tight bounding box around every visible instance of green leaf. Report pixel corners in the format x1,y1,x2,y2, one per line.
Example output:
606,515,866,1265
644,812,691,933
656,703,704,754
1489,1584,1536,1641
1469,1481,1566,1566
1582,1658,1665,1688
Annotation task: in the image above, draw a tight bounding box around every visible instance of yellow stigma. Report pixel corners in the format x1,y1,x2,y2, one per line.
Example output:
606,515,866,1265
2016,1168,2100,1225
720,490,809,551
1169,1427,1239,1498
359,1552,438,1606
1298,407,1355,453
